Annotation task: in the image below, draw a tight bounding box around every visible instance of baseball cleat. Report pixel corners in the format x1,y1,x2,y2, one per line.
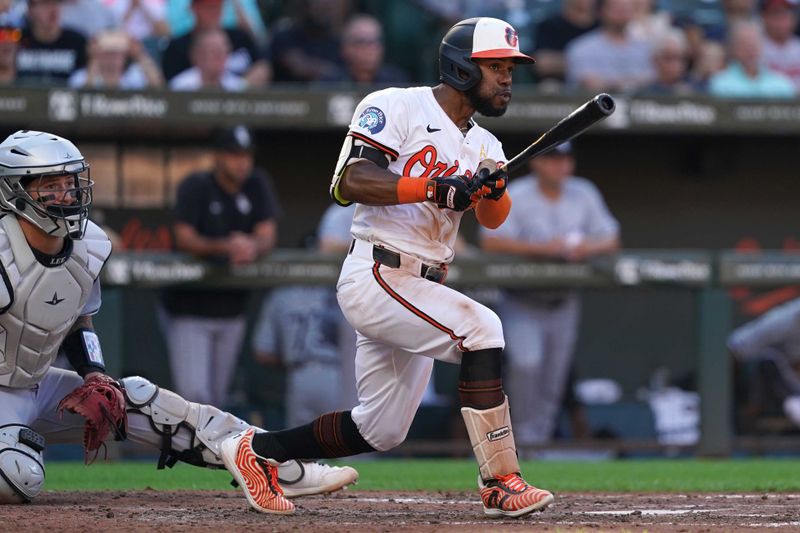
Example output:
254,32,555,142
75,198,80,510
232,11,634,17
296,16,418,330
220,428,295,514
278,460,359,498
478,473,554,518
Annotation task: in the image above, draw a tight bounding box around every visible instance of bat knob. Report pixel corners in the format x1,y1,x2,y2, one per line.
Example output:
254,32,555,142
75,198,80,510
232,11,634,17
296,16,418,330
595,93,616,115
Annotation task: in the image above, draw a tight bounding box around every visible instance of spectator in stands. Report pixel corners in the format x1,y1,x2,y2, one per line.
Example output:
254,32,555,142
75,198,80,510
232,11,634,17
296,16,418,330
0,24,19,85
640,28,700,94
0,0,26,27
709,20,795,97
161,125,280,406
696,0,759,43
318,14,409,86
17,0,87,85
69,29,163,89
565,0,655,92
728,298,800,430
533,0,598,86
61,0,116,38
761,0,800,89
162,0,269,87
169,27,246,91
104,0,170,42
269,0,348,82
479,141,620,446
629,0,673,43
168,0,267,48
692,40,727,86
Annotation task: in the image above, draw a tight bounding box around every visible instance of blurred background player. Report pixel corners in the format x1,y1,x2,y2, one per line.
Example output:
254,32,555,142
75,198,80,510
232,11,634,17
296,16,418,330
728,297,800,430
160,125,280,406
480,141,620,447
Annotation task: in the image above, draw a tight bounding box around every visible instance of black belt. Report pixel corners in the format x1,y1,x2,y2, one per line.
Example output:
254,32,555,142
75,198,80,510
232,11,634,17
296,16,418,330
350,241,447,284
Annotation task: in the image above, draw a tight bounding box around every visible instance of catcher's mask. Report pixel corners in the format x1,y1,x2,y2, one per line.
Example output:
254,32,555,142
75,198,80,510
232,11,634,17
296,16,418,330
0,130,92,239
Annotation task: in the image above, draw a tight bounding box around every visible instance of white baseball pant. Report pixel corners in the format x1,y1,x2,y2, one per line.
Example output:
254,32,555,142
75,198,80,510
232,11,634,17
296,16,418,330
337,239,504,451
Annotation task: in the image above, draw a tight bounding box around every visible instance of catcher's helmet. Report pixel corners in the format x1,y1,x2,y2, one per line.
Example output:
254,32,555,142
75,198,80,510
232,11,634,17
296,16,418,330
0,130,92,239
439,17,535,91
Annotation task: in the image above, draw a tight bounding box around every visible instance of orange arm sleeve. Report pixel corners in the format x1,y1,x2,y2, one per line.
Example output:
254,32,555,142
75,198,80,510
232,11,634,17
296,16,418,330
475,193,512,229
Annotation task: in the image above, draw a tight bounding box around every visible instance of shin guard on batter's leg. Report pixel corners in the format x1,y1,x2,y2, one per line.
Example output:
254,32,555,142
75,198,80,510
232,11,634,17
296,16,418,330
461,395,554,518
460,394,519,481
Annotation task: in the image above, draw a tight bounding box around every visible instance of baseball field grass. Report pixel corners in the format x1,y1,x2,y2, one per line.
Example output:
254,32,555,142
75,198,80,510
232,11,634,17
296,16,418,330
46,458,800,492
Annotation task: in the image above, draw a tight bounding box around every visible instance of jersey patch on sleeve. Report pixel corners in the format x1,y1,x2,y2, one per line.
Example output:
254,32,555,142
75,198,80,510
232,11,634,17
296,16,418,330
357,106,387,134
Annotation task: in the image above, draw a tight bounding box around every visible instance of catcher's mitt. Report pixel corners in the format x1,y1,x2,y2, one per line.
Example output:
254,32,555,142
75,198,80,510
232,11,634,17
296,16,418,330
57,373,128,462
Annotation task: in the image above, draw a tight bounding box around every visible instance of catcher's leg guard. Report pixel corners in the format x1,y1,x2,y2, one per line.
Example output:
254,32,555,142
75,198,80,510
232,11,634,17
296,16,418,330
0,425,45,503
461,395,519,481
120,376,248,469
120,376,359,498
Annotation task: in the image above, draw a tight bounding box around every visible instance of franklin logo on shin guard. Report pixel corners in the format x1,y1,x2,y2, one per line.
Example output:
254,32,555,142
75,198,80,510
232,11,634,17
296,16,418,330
487,426,510,441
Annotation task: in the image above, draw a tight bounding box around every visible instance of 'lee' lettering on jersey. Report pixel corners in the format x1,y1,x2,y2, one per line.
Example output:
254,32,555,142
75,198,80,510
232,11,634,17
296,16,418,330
333,86,506,265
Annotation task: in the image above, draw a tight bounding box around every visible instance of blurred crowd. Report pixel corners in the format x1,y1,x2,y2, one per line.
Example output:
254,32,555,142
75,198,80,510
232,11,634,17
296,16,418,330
0,0,799,96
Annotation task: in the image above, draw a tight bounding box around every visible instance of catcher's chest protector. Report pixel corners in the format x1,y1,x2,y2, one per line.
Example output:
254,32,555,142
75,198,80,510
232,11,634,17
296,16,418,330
0,216,111,387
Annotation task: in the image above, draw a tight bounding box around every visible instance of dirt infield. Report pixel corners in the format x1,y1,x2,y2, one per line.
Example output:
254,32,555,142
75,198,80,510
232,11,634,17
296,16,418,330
6,490,800,531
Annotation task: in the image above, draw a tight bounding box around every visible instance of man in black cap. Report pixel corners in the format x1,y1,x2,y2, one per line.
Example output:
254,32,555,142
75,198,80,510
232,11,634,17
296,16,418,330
161,124,280,407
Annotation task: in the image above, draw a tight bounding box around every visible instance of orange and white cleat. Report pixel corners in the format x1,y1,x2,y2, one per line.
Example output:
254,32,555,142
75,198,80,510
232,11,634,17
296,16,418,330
220,428,295,514
478,473,554,518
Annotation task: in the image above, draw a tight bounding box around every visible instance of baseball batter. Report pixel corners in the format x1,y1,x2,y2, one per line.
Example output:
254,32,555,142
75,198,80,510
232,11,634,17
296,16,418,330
0,130,357,504
222,17,555,518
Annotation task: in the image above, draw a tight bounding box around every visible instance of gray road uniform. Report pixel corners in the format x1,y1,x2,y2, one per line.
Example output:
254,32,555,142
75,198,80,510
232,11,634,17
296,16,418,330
317,202,358,408
479,174,619,444
253,286,344,426
728,298,800,399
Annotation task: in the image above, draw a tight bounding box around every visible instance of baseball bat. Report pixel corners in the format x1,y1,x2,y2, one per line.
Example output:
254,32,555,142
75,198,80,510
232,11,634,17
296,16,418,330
483,93,616,182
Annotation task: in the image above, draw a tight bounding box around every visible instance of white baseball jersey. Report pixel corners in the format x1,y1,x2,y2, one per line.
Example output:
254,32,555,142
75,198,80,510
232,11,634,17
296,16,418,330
331,86,506,264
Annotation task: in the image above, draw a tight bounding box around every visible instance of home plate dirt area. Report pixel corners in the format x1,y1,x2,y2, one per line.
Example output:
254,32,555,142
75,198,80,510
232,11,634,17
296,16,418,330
6,491,800,531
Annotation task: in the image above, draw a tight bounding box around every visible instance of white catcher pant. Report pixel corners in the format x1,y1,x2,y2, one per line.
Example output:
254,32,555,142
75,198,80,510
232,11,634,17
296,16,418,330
0,367,209,453
337,242,504,451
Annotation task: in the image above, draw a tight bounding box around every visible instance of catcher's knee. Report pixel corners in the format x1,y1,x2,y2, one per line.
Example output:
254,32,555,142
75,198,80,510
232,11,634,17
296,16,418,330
120,376,247,469
0,425,45,503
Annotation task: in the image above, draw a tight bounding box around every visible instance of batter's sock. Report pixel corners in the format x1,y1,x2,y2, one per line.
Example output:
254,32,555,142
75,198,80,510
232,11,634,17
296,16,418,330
251,410,375,461
459,348,505,409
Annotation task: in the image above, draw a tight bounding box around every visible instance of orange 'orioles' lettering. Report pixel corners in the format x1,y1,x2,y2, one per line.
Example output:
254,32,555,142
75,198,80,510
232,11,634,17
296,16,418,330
403,145,473,179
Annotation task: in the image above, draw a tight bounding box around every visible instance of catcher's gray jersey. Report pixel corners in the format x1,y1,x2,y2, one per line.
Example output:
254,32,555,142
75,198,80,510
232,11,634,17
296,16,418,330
728,298,800,364
0,215,111,388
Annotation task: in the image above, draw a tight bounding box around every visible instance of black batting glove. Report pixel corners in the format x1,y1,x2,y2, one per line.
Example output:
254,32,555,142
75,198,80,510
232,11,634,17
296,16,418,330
426,175,474,211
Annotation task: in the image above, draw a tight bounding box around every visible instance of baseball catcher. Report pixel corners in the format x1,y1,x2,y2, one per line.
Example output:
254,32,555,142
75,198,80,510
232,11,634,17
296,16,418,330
0,130,357,504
